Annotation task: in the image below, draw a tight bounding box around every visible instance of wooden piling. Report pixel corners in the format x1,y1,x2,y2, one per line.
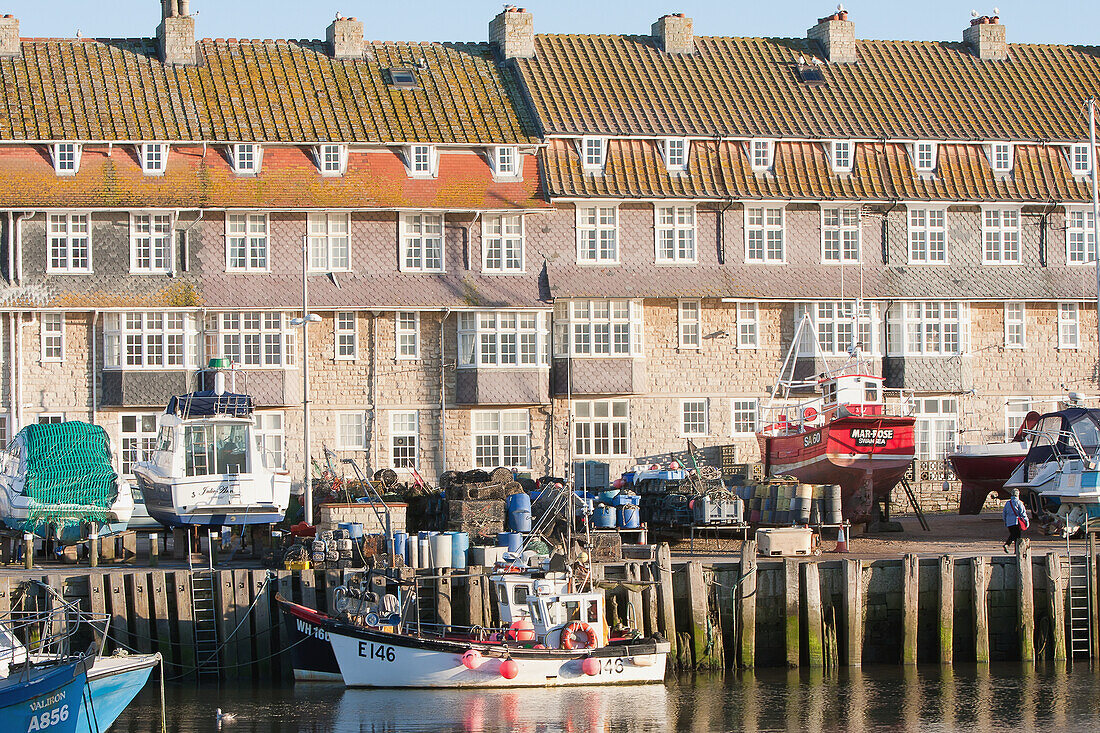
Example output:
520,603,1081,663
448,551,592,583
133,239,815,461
685,561,719,669
233,568,255,673
939,555,953,665
300,569,317,611
804,562,824,668
436,569,452,631
466,574,485,628
655,543,677,651
902,554,918,665
89,530,98,568
23,533,33,569
171,571,196,672
784,559,799,668
844,558,863,667
149,534,159,567
972,556,990,663
625,562,644,632
150,571,172,663
1016,539,1034,663
126,573,152,654
87,574,106,648
251,570,273,678
108,571,129,650
641,561,659,637
738,539,757,669
217,570,238,673
1046,552,1067,662
1089,531,1098,660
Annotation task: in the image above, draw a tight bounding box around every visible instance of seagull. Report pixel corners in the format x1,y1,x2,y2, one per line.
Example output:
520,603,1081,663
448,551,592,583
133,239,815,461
216,709,237,724
798,54,806,65
993,6,1000,14
971,9,979,18
837,3,844,11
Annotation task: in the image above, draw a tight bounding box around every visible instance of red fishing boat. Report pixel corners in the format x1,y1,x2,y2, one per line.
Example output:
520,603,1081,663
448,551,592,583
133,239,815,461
949,411,1038,514
758,314,916,523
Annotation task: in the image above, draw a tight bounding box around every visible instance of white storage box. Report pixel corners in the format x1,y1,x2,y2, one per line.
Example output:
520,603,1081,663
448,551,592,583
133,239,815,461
756,527,813,557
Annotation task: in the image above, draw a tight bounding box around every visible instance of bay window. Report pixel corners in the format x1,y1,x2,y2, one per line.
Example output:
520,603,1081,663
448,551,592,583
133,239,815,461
886,302,967,356
105,312,198,369
458,311,549,367
552,299,643,357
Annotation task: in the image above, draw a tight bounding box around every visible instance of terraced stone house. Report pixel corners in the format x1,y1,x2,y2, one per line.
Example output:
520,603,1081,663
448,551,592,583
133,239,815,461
0,5,1095,507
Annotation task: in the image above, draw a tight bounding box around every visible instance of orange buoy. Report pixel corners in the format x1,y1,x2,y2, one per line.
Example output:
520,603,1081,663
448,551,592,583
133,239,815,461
499,658,519,679
462,649,482,669
581,657,600,676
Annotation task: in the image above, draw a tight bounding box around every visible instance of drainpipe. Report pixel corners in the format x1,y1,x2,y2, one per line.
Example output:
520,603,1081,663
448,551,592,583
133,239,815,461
177,210,205,275
881,200,899,266
90,310,98,420
6,211,12,283
7,312,14,432
440,308,451,475
370,311,380,472
717,199,734,265
15,311,22,430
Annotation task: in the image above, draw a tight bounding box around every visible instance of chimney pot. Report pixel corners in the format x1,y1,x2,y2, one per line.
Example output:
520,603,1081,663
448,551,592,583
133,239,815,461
490,6,535,60
158,0,196,65
327,16,364,59
0,14,17,57
963,15,1007,60
808,11,856,63
651,13,694,55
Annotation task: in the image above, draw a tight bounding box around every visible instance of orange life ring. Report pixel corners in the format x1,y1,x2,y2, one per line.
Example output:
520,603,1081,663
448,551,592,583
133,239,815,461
559,622,596,651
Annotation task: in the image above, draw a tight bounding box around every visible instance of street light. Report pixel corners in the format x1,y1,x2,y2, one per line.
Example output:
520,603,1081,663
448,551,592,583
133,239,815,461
292,235,322,525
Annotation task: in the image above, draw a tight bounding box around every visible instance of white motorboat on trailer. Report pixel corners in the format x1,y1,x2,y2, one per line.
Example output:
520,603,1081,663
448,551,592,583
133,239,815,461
133,359,291,528
0,422,133,543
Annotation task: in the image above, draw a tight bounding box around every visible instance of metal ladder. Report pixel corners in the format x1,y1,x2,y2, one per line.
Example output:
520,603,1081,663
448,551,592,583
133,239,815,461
1067,534,1092,659
190,570,221,678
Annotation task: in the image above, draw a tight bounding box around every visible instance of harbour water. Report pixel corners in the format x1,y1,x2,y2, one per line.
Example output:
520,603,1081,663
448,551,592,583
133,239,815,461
113,664,1100,732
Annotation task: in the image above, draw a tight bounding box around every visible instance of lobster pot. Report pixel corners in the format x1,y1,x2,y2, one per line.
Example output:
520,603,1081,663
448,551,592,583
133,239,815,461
405,535,419,569
618,504,641,529
507,493,533,533
825,484,844,524
429,533,453,569
497,532,523,553
451,532,469,569
593,505,617,529
795,484,813,524
392,532,408,559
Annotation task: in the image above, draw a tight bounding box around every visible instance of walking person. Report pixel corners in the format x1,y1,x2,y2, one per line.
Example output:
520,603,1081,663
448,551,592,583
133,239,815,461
1003,488,1029,553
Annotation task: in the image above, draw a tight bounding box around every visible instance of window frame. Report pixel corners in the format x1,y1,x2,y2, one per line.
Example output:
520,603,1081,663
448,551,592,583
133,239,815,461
678,299,701,350
225,212,269,273
458,310,549,368
206,311,297,369
731,398,759,436
663,137,689,172
1066,206,1096,265
1058,302,1080,350
906,206,948,264
407,144,437,178
913,141,937,172
317,143,347,176
482,213,525,274
580,137,606,171
492,146,520,178
736,303,758,350
749,138,773,171
830,140,853,173
337,411,367,450
334,311,358,361
1005,399,1033,441
552,299,643,358
887,301,968,357
572,399,630,458
120,412,159,476
1004,301,1026,349
52,142,82,176
308,212,352,272
821,206,861,263
140,142,168,175
1071,144,1093,176
231,143,262,175
990,142,1013,173
399,212,445,273
914,397,958,460
796,301,880,357
47,212,92,273
980,207,1022,264
106,311,196,370
680,398,709,437
576,203,619,264
37,413,64,425
471,409,531,469
129,212,174,274
745,204,786,263
390,411,419,469
654,203,697,264
40,312,64,363
254,412,286,470
396,311,420,360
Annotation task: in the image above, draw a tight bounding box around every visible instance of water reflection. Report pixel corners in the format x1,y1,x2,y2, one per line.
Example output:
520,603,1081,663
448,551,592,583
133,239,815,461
112,663,1100,732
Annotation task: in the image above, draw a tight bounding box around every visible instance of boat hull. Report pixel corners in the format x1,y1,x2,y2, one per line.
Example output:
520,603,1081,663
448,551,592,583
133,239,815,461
279,599,343,682
76,654,158,733
321,619,668,688
759,415,916,523
0,658,88,733
133,469,288,527
949,445,1029,515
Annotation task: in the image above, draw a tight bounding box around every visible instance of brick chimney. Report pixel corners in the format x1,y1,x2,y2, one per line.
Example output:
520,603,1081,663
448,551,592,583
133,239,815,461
0,15,18,57
157,0,196,66
327,15,364,60
489,6,534,60
652,14,693,54
963,14,1007,61
807,8,856,63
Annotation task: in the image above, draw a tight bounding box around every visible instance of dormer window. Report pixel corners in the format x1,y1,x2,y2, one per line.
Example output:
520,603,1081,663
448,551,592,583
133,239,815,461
990,142,1013,173
317,144,347,176
913,141,937,172
830,140,853,173
408,144,437,178
141,143,168,175
52,142,82,175
750,139,773,171
663,138,688,171
232,143,262,174
492,146,519,177
1071,143,1092,176
581,137,606,171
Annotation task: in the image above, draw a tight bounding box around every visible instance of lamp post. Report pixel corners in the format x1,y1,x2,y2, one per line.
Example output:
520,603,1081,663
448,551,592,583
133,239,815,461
291,236,321,525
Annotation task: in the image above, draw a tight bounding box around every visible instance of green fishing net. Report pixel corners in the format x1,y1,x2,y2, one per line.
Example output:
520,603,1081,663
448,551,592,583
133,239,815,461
19,422,119,532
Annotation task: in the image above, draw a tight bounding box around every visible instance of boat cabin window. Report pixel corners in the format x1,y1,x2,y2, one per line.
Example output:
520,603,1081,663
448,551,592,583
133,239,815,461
587,600,599,623
156,426,174,453
823,382,837,405
497,585,508,604
184,424,249,476
864,382,879,403
1071,417,1100,455
512,585,529,606
530,601,544,626
564,600,581,622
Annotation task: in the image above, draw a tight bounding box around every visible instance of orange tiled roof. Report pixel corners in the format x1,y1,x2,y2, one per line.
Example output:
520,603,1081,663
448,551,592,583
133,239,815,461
0,145,548,209
541,138,1092,201
516,35,1100,142
0,38,538,144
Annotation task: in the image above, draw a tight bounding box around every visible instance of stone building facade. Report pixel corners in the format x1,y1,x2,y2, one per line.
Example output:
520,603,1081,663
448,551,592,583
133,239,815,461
0,4,1094,512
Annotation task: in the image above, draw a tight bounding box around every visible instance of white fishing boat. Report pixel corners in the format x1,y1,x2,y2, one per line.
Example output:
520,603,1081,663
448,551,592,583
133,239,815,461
0,422,133,543
132,359,291,528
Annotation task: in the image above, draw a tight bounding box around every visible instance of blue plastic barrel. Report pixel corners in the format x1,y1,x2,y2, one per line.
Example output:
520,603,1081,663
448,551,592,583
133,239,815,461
618,504,640,529
451,532,469,569
497,532,523,553
392,531,407,559
593,505,617,529
507,492,533,533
